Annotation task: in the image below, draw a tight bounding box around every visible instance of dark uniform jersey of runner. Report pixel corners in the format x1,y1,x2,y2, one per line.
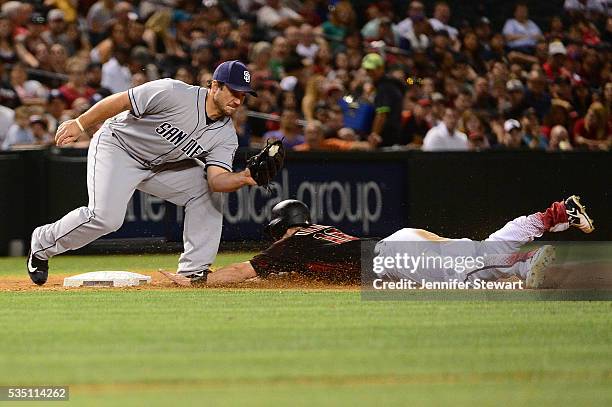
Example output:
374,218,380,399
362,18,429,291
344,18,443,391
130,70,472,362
250,224,379,281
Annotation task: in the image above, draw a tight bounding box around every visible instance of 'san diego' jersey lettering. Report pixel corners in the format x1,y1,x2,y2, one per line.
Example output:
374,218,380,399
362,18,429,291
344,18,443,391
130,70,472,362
155,122,206,158
105,79,237,170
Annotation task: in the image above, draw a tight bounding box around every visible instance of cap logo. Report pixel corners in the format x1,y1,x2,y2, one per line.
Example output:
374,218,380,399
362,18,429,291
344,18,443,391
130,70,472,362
243,71,251,83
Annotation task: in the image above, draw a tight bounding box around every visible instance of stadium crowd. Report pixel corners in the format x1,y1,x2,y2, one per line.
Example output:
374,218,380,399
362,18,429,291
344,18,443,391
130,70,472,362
0,0,610,152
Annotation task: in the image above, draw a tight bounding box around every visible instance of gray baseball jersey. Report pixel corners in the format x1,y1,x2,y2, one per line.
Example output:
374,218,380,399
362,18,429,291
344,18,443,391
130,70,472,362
105,78,238,171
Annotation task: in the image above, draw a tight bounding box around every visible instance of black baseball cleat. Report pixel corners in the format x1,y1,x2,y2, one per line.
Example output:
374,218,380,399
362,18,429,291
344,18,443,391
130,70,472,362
27,251,49,285
564,195,595,234
188,270,209,285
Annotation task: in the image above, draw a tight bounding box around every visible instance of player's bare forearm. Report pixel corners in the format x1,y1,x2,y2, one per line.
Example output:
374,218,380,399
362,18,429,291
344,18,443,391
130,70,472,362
207,262,257,285
78,92,131,129
56,92,131,146
207,166,257,192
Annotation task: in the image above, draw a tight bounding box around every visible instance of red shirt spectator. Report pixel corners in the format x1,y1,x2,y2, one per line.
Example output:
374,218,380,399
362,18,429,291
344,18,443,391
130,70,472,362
58,59,96,107
542,41,571,82
573,102,611,150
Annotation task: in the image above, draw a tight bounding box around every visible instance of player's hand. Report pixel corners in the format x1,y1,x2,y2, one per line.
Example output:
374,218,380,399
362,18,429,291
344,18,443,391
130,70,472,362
241,168,258,186
55,120,84,146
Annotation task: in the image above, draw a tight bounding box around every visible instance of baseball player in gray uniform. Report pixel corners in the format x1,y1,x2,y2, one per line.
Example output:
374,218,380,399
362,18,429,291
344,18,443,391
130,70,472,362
27,60,259,285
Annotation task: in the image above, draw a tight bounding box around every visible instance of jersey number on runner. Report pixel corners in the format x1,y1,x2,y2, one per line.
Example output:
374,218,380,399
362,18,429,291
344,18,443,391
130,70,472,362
297,225,358,244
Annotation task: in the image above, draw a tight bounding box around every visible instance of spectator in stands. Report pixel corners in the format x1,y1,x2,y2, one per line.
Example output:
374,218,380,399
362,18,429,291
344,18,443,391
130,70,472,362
551,76,573,105
174,65,195,85
86,0,115,47
112,1,135,27
422,107,469,151
362,53,405,148
85,62,104,92
59,57,96,108
573,102,612,150
296,23,319,63
572,79,593,117
546,16,568,43
301,73,324,121
499,118,527,149
0,12,18,65
546,99,573,135
361,4,384,41
313,40,333,77
473,76,497,114
43,9,71,52
263,110,304,149
0,60,21,109
403,98,431,147
579,47,605,87
29,115,53,146
429,92,446,125
320,104,344,138
1,106,33,150
459,110,491,151
520,108,549,150
90,21,126,64
126,18,147,50
14,12,46,68
101,45,132,93
564,0,607,22
454,89,474,117
486,33,509,64
321,1,356,51
502,3,543,54
461,31,487,75
48,43,69,75
9,62,48,105
548,125,573,151
503,79,528,119
297,0,323,27
248,41,272,84
0,104,14,146
474,16,492,47
294,120,373,151
283,25,300,52
524,70,551,120
269,36,290,80
396,1,426,42
543,41,570,81
257,0,302,38
2,1,30,38
45,89,70,134
429,1,458,40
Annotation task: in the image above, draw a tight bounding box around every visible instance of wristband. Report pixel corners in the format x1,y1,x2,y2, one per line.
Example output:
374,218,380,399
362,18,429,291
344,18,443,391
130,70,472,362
75,117,85,133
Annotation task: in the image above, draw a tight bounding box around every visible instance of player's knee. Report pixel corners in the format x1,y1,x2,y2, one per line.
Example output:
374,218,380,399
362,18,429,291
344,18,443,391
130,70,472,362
91,212,125,233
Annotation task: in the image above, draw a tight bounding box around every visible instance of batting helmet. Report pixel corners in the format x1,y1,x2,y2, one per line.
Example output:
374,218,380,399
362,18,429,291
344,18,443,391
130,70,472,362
265,200,311,240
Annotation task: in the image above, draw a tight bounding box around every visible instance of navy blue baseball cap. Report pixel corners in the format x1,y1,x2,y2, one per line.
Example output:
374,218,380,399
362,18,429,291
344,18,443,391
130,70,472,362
212,60,257,97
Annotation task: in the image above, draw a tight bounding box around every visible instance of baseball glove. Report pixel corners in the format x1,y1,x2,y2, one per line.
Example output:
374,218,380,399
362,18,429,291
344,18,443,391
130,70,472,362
247,139,286,186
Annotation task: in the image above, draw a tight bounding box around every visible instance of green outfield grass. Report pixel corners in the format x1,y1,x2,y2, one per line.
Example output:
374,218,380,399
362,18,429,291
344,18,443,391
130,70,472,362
1,254,611,406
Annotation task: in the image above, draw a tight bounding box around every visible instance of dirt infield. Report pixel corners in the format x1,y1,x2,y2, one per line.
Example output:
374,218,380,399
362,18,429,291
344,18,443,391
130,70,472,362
2,263,610,291
0,271,360,291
